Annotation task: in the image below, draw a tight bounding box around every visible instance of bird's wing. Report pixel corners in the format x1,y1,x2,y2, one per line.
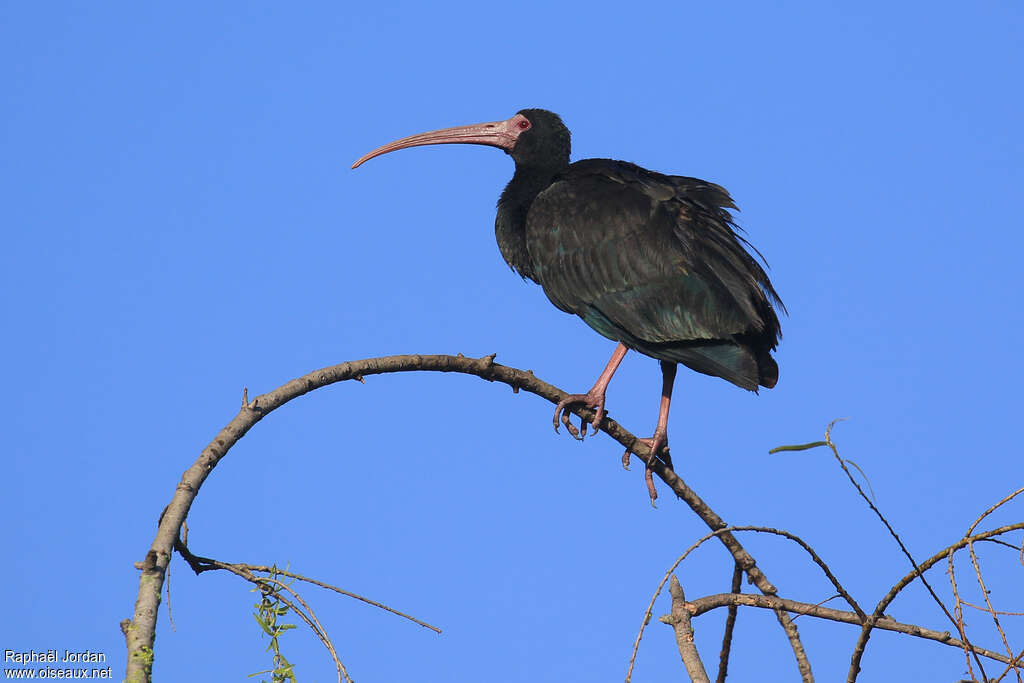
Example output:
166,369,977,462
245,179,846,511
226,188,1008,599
526,159,783,349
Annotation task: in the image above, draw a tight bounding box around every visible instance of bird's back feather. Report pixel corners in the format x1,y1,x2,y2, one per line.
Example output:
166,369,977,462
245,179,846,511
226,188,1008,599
525,159,783,390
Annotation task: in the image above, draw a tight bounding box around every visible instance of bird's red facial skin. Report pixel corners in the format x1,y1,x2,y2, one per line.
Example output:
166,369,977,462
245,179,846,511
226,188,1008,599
352,113,530,168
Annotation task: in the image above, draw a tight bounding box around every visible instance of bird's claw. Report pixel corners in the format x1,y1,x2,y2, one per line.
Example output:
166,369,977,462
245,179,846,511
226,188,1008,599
553,392,605,441
630,430,672,505
561,409,584,440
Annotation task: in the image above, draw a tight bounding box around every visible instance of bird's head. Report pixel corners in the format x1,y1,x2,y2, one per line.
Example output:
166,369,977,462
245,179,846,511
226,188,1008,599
351,108,571,171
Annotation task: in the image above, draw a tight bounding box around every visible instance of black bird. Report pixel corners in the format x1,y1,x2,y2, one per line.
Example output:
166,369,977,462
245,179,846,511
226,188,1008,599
353,109,784,486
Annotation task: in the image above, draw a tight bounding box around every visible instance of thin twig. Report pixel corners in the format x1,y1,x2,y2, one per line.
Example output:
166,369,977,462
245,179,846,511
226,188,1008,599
976,537,1024,554
852,522,1024,683
964,486,1024,682
958,601,1024,617
716,563,743,683
259,575,351,683
245,563,442,634
686,593,1018,665
628,525,857,682
993,648,1024,683
180,556,352,683
878,524,1024,611
626,531,716,682
742,527,865,619
174,542,442,633
949,549,979,681
819,421,985,683
790,595,841,621
968,538,1021,682
966,487,1024,537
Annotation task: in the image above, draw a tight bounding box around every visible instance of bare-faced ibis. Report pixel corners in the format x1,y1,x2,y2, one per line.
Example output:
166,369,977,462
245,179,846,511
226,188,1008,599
353,109,784,495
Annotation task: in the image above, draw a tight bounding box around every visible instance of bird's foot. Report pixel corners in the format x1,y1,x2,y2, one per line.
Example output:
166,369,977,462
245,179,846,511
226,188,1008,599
623,430,672,467
552,390,607,441
624,429,672,506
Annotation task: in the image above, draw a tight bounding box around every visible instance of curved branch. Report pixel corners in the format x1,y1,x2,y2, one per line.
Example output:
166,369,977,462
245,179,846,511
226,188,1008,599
822,422,983,683
123,353,806,682
848,522,1024,683
877,523,1024,618
628,524,862,682
734,526,864,619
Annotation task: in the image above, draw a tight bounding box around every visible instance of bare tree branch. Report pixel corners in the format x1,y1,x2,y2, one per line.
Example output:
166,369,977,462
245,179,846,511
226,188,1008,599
686,593,1018,665
661,576,711,683
813,421,982,683
629,524,863,682
878,523,1024,617
853,521,1024,683
124,353,814,682
965,488,1024,682
174,540,442,633
635,464,813,678
949,548,981,680
123,353,1024,682
715,563,743,683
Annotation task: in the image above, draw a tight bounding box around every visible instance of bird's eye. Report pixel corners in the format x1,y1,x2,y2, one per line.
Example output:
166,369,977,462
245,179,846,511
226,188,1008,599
517,119,531,130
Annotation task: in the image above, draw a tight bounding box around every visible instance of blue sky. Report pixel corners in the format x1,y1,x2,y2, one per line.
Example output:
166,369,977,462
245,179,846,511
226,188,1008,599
3,2,1023,681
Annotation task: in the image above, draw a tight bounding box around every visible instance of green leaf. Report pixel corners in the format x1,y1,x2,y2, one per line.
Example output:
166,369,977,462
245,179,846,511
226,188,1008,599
768,440,827,454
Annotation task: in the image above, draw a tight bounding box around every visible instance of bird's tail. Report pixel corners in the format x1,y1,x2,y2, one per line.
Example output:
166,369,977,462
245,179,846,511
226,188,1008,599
756,350,778,389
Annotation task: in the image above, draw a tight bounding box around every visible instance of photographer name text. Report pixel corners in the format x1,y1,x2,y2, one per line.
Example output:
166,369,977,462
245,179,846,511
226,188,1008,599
4,650,106,664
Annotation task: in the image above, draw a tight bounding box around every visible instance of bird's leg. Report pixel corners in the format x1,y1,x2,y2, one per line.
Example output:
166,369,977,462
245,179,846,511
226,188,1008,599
623,361,676,504
553,342,629,440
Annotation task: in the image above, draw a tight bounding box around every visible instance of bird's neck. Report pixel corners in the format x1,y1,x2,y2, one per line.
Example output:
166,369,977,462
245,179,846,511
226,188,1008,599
495,163,564,281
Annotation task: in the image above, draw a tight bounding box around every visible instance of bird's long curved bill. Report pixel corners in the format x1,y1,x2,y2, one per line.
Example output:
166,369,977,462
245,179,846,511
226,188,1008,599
351,116,523,169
